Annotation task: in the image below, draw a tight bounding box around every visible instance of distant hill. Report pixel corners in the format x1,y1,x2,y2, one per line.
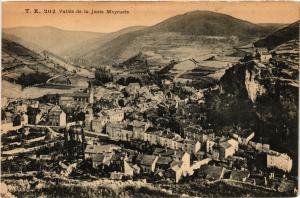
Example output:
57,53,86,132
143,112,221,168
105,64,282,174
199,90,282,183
4,11,285,68
3,26,146,66
3,26,105,56
2,38,93,99
258,23,288,33
149,11,268,38
80,11,278,67
254,21,299,49
2,38,64,79
63,26,145,64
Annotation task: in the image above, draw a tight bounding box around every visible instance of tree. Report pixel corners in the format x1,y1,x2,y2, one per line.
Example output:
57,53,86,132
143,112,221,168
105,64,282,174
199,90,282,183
17,72,50,87
76,111,86,122
13,114,21,126
95,67,113,83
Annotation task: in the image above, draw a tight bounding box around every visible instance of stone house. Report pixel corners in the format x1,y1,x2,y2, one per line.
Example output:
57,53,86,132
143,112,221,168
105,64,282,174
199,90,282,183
219,142,235,160
140,155,158,173
48,105,66,127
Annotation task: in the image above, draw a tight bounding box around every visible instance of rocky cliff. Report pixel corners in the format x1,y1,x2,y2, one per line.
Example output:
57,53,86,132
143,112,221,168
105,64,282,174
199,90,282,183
219,60,272,103
204,41,299,174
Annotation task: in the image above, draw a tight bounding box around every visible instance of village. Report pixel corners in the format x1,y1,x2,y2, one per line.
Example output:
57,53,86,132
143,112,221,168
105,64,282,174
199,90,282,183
1,41,298,196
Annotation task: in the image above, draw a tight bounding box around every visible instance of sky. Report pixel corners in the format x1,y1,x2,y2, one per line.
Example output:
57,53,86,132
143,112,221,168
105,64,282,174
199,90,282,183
3,1,300,33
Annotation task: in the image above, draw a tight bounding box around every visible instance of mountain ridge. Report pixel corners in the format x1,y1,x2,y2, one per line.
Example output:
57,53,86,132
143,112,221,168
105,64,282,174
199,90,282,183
3,26,105,56
3,11,289,67
148,10,266,37
254,20,299,49
62,26,146,63
80,10,279,66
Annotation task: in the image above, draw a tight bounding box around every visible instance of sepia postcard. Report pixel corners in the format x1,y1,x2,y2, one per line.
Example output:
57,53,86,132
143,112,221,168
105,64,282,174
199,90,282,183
1,1,299,197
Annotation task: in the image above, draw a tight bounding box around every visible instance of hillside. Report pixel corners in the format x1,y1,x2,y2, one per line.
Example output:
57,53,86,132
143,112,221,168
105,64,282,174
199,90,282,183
4,11,288,69
2,38,64,80
258,23,288,33
149,11,268,38
2,39,91,89
3,26,105,56
81,11,277,67
254,21,299,49
63,26,145,65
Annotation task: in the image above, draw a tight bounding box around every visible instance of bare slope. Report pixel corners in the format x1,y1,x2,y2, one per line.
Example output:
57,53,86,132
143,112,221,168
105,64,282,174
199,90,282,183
82,11,276,67
2,39,91,88
3,26,105,56
63,26,145,63
2,38,64,78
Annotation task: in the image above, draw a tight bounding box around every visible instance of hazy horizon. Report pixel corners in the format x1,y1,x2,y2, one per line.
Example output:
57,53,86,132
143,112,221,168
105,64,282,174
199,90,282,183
3,2,300,33
3,25,148,34
3,21,295,34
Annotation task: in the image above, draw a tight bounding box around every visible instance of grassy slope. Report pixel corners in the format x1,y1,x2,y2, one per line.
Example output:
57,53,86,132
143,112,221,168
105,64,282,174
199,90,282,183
254,21,299,49
2,39,90,96
82,11,275,66
3,26,105,55
63,26,145,59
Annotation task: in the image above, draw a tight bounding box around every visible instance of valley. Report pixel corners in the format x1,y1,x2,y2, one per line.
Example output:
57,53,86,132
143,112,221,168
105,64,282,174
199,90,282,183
1,8,299,198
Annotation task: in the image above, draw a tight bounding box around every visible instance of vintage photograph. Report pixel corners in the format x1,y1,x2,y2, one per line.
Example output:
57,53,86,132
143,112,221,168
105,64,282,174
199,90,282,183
1,1,299,197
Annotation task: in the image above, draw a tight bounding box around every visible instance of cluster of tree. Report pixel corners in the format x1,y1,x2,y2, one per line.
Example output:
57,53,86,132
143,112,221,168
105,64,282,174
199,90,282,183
93,98,118,113
1,156,49,173
17,72,50,87
117,76,134,86
27,106,42,124
38,94,60,104
95,67,113,84
63,127,86,161
171,83,194,99
29,183,117,198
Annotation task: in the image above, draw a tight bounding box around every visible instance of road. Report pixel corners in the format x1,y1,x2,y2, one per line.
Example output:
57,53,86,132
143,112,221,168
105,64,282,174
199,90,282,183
24,124,108,139
46,74,62,84
173,58,198,81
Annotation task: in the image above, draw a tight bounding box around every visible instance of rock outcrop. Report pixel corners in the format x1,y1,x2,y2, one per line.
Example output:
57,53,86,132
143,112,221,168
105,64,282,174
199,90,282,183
219,60,272,103
204,41,298,174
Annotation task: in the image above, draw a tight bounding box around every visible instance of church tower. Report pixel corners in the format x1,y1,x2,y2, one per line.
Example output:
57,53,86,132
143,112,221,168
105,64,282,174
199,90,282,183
84,104,94,131
88,81,94,104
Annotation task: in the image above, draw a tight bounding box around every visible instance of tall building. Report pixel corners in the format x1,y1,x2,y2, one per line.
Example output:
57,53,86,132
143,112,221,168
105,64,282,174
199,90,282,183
48,105,67,127
85,110,93,130
88,81,94,104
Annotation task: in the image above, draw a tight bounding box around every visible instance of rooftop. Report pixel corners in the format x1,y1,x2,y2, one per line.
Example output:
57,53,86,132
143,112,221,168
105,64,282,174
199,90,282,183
184,125,203,134
220,142,233,149
106,122,127,129
85,144,120,154
60,92,89,98
146,127,160,133
140,155,157,166
231,128,254,138
183,139,198,145
156,156,173,165
127,83,140,87
92,153,105,162
49,105,64,116
230,170,250,181
198,165,225,180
